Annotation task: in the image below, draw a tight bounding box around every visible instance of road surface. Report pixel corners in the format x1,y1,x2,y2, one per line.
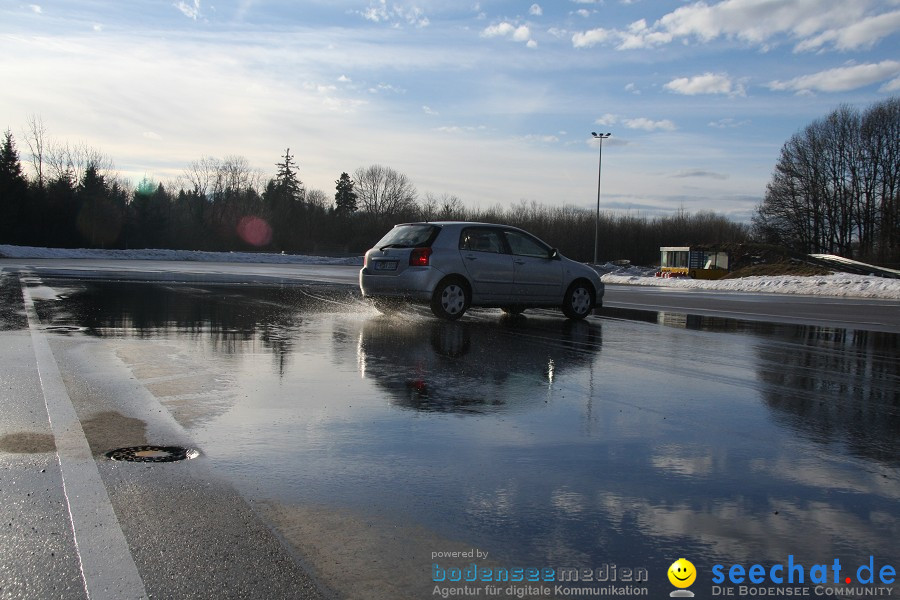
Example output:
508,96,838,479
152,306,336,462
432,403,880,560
2,258,898,331
1,260,898,599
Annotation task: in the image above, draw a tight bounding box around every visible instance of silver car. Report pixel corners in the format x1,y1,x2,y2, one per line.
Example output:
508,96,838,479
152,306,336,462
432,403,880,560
359,221,604,320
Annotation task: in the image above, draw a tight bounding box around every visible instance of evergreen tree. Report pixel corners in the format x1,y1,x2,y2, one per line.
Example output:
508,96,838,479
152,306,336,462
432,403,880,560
262,149,306,251
334,172,357,215
44,172,78,247
0,129,29,243
274,148,304,202
76,164,122,248
129,178,171,248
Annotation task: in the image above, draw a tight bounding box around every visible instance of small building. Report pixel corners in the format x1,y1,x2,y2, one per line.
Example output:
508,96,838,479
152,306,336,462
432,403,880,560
657,246,729,280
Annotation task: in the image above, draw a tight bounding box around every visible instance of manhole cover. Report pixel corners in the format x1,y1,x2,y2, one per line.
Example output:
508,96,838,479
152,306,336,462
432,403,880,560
105,445,199,463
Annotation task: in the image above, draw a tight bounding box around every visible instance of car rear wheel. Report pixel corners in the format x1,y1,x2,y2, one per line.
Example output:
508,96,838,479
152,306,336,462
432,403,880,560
431,277,470,320
561,281,594,320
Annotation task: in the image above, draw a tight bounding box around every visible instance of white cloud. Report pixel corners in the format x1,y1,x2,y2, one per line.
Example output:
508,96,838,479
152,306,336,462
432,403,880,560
529,4,542,17
572,27,613,48
624,83,641,95
362,2,386,22
595,113,619,126
570,0,900,53
623,117,676,131
368,82,405,94
664,72,746,97
671,169,729,180
422,105,438,115
523,134,559,143
29,4,42,14
708,118,749,129
361,1,429,28
512,26,532,42
794,10,900,52
768,60,900,93
482,22,533,45
882,77,900,93
174,0,201,20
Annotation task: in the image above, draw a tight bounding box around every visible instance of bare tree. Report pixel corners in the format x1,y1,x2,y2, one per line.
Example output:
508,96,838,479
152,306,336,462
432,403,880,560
353,164,417,221
216,155,263,198
864,97,900,262
23,114,47,187
180,155,263,199
46,140,115,185
754,97,900,262
306,188,328,209
180,156,220,197
419,192,439,221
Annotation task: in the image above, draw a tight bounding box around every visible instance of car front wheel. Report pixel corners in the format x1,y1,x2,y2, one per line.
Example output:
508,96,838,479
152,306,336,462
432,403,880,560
561,281,594,320
431,277,470,320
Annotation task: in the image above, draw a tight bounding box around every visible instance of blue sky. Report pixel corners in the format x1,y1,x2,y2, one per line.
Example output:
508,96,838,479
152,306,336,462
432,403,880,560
2,0,899,221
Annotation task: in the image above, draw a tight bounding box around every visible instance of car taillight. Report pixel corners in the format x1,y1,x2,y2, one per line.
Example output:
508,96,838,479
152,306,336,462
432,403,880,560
409,247,432,266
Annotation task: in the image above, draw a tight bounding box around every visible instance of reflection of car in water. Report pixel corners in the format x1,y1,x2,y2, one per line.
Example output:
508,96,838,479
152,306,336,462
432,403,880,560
356,314,602,413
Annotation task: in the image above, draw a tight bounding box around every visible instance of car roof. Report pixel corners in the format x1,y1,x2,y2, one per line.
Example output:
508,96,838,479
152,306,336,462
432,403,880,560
395,221,524,230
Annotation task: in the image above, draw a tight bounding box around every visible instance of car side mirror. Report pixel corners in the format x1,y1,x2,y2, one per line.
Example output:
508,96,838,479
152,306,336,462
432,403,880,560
549,248,560,260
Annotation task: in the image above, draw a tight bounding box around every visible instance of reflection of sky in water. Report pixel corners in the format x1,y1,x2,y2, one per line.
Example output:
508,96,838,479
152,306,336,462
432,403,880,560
37,281,900,586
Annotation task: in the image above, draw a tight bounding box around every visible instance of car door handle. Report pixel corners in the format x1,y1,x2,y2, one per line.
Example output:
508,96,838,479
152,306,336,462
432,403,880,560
514,260,526,265
465,255,478,261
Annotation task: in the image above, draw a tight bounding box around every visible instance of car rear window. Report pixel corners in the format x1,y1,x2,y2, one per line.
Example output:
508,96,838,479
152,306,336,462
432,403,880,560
374,224,440,249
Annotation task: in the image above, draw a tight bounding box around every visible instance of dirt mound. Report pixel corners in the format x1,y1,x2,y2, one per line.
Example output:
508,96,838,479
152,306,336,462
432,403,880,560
685,243,831,278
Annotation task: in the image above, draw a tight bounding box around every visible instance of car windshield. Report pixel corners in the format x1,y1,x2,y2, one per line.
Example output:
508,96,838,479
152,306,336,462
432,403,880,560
374,224,439,249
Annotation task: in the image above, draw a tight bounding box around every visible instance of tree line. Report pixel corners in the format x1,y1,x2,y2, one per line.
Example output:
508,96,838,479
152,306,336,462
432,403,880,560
754,97,899,264
0,119,749,264
8,99,898,266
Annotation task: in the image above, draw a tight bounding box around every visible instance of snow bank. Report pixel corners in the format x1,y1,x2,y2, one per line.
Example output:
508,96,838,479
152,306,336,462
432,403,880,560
0,244,364,266
597,262,900,300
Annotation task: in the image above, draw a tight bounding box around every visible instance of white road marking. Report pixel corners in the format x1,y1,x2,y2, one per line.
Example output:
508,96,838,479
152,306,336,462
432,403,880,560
21,277,148,600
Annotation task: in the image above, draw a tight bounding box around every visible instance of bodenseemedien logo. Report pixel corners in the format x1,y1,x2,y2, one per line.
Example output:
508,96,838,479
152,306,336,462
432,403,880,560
668,558,696,597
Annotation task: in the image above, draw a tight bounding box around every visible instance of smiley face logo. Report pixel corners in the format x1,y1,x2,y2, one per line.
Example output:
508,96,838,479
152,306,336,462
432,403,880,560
668,558,696,588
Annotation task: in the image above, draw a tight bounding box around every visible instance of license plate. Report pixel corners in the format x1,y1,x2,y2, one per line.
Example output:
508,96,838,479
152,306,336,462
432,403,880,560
374,260,398,271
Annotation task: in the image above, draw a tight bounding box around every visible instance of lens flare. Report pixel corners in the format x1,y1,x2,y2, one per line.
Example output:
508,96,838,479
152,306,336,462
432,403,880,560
236,216,273,247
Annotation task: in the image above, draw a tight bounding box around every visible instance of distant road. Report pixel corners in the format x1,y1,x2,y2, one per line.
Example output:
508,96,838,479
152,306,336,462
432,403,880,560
603,284,900,333
2,259,897,332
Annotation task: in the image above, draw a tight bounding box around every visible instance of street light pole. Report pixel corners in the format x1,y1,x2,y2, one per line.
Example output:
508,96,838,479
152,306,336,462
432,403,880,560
591,132,611,265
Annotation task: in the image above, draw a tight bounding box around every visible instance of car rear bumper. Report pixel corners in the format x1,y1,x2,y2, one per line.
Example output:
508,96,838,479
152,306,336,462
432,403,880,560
359,266,444,302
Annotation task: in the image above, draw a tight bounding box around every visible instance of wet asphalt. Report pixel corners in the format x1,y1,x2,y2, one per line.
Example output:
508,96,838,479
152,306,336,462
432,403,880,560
1,264,898,600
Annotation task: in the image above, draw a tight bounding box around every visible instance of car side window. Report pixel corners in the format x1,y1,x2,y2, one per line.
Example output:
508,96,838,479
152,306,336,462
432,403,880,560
504,230,551,258
459,228,504,253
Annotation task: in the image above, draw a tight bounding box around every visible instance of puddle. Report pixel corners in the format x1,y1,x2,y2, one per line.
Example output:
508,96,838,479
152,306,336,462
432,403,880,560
80,410,149,456
0,432,56,454
31,279,900,597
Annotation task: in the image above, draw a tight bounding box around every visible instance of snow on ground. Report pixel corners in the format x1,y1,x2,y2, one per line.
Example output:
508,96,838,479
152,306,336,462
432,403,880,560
0,244,363,266
2,245,899,299
598,264,900,299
